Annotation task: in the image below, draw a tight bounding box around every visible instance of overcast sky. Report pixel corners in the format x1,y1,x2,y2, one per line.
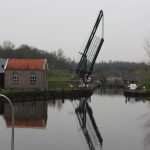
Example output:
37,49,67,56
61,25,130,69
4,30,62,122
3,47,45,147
0,0,150,62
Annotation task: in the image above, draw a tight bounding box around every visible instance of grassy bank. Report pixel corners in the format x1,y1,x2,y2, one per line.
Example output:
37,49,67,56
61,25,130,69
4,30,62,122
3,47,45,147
48,70,76,90
48,70,73,81
135,69,150,91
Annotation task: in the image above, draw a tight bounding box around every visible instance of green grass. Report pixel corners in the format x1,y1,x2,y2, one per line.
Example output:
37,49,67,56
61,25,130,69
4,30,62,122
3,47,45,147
135,69,150,80
48,70,76,89
138,80,150,91
135,68,150,90
48,70,74,81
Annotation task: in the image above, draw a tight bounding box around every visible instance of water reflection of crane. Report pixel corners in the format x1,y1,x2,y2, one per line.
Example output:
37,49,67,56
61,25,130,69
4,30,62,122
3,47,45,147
74,98,103,150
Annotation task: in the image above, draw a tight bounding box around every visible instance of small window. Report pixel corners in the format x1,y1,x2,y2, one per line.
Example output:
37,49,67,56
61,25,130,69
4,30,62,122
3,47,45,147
12,73,19,84
1,65,4,69
30,103,35,115
30,73,37,84
14,104,19,114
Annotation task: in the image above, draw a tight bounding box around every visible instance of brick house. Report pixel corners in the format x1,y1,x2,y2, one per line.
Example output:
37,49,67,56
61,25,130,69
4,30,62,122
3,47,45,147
4,59,49,90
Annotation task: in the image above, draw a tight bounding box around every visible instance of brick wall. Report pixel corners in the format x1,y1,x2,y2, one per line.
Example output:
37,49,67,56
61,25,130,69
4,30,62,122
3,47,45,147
5,70,48,90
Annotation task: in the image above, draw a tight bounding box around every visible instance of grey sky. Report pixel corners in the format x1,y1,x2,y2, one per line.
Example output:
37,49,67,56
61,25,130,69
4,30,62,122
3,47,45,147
0,0,150,62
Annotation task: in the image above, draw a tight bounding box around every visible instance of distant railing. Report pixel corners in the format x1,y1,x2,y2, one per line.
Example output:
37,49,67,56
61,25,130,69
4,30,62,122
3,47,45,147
0,94,14,150
48,80,93,90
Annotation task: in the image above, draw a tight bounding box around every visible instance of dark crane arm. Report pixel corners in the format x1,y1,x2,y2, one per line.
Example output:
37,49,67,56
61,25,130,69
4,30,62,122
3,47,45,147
76,10,104,83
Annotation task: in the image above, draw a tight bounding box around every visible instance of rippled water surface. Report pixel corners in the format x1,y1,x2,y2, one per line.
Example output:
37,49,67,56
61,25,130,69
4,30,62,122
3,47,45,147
0,89,150,150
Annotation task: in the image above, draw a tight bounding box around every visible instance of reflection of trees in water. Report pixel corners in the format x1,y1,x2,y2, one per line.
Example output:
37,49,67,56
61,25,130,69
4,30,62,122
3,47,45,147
125,97,148,104
74,98,103,150
48,99,64,110
144,132,150,149
143,102,150,150
126,97,150,150
94,87,123,96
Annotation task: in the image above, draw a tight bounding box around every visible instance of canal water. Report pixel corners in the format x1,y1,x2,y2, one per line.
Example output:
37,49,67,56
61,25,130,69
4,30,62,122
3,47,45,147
0,89,150,150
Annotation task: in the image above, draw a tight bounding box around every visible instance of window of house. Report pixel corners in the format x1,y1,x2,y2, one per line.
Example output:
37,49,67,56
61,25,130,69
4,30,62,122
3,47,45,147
12,73,19,84
14,104,19,114
1,65,4,69
30,73,37,84
30,103,35,115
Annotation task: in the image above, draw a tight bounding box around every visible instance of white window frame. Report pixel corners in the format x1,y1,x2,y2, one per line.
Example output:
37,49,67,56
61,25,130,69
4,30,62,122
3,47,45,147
30,73,37,84
12,73,19,84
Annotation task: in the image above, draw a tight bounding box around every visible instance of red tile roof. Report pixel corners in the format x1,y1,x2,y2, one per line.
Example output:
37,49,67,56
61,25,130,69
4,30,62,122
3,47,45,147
5,119,46,128
5,59,46,70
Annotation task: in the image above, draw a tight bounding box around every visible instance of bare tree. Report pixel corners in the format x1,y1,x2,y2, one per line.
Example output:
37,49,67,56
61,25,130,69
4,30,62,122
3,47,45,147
2,41,15,50
144,33,150,59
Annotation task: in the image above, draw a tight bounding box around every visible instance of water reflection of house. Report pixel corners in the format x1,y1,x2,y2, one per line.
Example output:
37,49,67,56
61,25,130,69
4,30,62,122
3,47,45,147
4,101,47,128
4,59,49,90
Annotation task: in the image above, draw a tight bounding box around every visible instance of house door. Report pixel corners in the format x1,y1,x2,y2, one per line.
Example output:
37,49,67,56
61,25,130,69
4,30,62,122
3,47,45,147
0,73,4,88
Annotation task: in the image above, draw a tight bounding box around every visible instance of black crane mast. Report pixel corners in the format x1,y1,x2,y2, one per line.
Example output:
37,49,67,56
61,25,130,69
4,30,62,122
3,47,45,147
76,10,104,83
